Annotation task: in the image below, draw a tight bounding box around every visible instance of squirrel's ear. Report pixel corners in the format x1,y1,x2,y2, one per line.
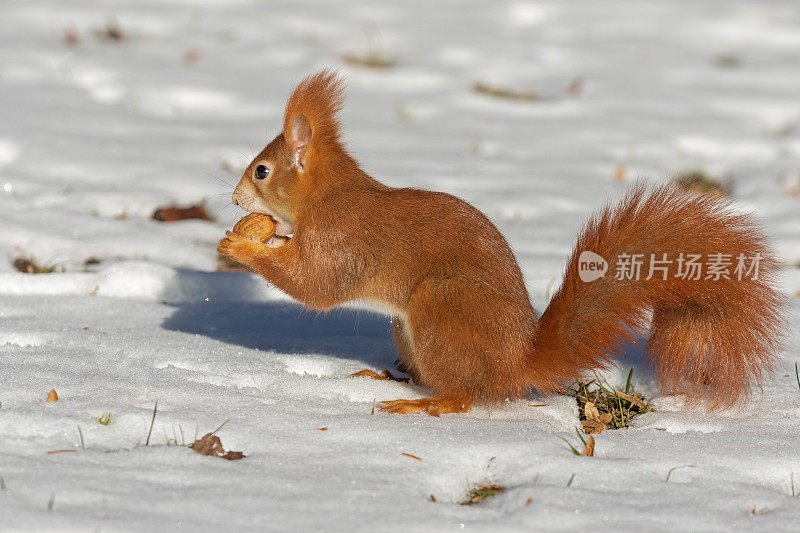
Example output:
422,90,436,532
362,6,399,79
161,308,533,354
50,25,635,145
287,114,312,170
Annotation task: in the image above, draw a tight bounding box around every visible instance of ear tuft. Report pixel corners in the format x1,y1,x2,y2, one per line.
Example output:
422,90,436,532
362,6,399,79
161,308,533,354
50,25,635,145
283,69,345,161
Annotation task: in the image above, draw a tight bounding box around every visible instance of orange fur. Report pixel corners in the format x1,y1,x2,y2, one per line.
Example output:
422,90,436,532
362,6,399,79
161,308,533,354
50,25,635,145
533,186,786,408
219,71,787,412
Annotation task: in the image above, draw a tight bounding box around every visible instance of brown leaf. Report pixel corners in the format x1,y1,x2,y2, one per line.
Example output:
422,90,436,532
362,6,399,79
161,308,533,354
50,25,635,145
152,204,211,222
584,401,600,421
191,433,245,460
582,435,595,457
615,390,647,409
581,419,605,435
46,389,58,403
317,427,327,431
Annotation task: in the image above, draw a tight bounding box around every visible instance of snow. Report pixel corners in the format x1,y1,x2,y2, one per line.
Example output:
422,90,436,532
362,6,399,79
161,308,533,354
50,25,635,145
1,0,799,530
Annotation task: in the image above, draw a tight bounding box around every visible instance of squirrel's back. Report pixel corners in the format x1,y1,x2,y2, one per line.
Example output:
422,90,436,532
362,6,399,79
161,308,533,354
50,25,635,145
304,181,530,311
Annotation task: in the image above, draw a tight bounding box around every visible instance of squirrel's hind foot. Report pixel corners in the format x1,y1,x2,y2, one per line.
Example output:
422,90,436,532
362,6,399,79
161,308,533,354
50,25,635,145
378,397,472,417
350,369,410,383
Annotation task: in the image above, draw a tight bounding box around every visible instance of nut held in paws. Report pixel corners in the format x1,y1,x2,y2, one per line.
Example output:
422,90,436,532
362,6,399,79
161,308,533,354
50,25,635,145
232,213,277,243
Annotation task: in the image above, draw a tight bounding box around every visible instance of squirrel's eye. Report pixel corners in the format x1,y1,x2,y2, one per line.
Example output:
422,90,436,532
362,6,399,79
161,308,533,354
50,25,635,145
255,165,270,180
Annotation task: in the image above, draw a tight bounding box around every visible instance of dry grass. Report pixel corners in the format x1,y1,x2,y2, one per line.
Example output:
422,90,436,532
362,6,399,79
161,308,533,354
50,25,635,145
713,54,741,69
473,81,539,102
13,257,62,274
341,50,396,69
460,484,506,505
673,170,732,197
570,370,653,434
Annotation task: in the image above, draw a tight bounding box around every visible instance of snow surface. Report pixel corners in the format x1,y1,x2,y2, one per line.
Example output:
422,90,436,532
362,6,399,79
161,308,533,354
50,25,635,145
1,0,800,531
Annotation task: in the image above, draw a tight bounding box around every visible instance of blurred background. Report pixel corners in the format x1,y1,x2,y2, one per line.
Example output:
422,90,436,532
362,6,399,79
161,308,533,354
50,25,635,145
1,0,799,306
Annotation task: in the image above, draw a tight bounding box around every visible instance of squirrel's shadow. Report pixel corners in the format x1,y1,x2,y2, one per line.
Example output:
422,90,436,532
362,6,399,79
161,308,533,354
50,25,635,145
160,271,396,368
159,270,656,390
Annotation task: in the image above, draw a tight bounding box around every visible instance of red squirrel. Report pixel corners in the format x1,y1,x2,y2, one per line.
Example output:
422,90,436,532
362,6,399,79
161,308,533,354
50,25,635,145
218,70,786,415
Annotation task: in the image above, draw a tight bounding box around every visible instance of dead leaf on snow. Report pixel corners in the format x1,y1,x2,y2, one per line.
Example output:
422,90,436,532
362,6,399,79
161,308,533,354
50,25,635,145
582,435,595,457
46,389,58,403
191,433,245,461
152,204,211,222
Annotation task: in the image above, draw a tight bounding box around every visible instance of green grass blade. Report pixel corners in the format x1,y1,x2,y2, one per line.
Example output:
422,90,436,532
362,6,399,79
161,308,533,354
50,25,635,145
210,419,230,436
575,427,587,446
558,436,581,456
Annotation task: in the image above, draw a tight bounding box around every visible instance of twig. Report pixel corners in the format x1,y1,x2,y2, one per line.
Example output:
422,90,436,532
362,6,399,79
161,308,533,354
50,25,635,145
145,401,158,446
665,464,696,482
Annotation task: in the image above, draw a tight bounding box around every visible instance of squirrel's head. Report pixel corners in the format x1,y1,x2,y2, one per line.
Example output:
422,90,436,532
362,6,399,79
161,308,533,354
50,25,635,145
232,70,346,237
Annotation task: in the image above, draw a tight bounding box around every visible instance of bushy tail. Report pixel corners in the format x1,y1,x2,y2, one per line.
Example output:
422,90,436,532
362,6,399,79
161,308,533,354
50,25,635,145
530,185,786,408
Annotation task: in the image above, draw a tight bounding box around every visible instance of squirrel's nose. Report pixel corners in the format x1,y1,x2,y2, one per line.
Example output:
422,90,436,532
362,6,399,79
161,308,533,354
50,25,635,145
232,198,239,206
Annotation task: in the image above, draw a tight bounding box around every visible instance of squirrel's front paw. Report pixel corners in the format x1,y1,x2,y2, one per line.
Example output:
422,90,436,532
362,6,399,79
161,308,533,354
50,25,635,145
217,231,268,266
